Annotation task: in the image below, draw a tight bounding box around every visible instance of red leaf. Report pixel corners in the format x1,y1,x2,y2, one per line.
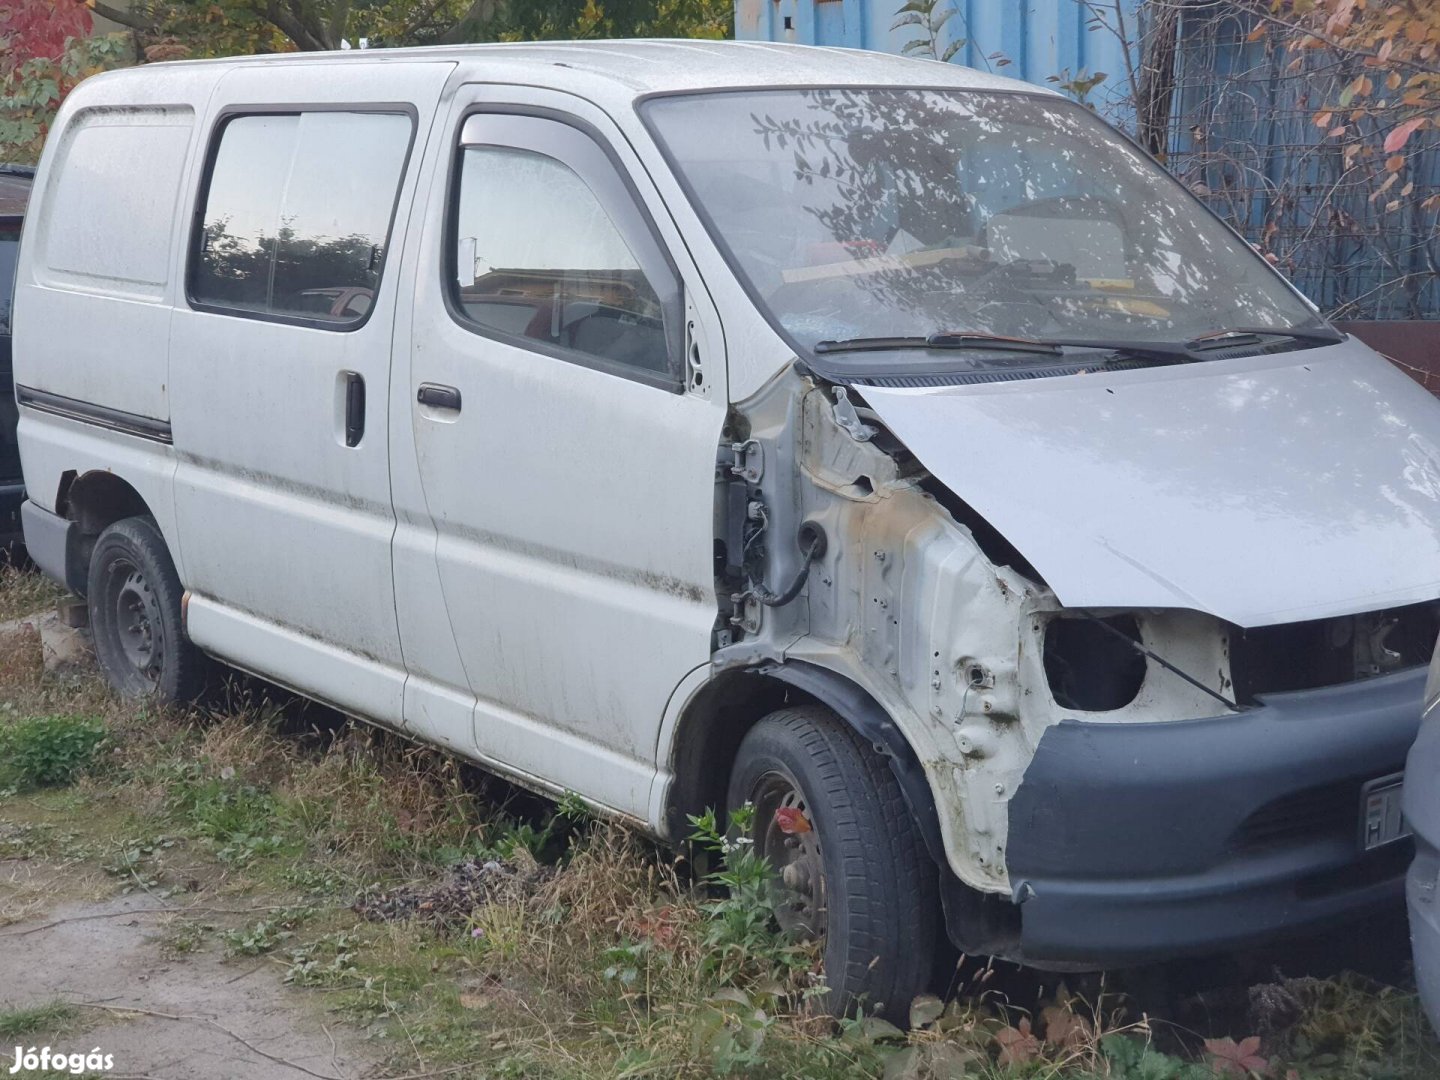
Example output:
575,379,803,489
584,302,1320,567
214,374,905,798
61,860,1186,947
1205,1035,1270,1077
0,0,92,64
995,1017,1040,1067
774,807,812,835
1384,117,1426,154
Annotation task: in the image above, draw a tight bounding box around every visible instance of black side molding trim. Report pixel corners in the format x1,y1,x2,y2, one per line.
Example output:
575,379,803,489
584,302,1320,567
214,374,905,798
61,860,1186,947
17,386,173,444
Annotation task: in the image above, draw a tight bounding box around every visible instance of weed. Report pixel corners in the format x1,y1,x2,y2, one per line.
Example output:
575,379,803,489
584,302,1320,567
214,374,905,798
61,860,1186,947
223,907,315,956
163,764,295,865
555,789,591,822
0,566,66,623
284,930,364,987
0,714,106,788
0,1000,78,1040
160,920,214,955
281,864,350,897
1100,1034,1214,1079
688,805,818,990
102,836,178,894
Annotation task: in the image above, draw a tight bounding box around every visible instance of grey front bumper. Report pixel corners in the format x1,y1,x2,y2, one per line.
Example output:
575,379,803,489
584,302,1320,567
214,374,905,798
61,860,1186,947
1009,668,1424,968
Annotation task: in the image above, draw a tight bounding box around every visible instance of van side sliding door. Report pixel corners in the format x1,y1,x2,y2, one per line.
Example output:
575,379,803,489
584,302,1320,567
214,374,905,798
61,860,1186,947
391,89,728,818
168,64,452,724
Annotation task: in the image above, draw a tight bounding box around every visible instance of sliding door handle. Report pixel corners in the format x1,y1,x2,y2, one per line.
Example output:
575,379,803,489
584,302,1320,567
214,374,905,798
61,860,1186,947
343,371,365,447
417,383,462,412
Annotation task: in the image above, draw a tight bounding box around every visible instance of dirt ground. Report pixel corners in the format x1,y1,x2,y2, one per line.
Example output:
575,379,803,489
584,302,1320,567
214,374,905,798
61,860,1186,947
0,610,384,1079
0,866,380,1079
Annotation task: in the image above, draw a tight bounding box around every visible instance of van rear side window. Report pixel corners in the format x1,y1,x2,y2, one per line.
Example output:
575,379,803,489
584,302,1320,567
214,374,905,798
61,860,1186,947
189,110,413,329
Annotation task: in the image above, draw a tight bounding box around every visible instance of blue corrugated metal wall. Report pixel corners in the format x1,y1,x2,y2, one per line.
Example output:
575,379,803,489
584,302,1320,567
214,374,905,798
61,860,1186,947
734,0,1143,123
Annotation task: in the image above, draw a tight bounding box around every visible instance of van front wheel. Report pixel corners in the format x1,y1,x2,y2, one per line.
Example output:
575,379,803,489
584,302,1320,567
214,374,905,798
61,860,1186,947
87,517,205,702
726,704,940,1021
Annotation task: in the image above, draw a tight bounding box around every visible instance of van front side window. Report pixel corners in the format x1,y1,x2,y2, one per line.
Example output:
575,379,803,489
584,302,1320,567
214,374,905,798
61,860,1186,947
190,110,412,327
451,143,674,381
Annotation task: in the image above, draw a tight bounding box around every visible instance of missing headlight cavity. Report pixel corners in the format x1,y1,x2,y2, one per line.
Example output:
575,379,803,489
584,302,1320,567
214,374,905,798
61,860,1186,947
1229,600,1440,703
1044,614,1147,711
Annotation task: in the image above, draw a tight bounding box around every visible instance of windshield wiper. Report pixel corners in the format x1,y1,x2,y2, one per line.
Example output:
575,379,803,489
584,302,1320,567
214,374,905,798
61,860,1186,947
814,332,1064,356
1034,326,1343,362
1186,326,1344,348
813,325,1343,365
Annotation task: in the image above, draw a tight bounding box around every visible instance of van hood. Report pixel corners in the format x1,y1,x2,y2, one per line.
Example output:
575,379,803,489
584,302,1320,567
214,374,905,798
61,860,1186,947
859,340,1440,628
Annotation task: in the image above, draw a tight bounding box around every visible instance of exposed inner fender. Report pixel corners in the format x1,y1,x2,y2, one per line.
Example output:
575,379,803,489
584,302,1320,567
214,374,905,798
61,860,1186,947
758,659,1024,958
759,659,945,867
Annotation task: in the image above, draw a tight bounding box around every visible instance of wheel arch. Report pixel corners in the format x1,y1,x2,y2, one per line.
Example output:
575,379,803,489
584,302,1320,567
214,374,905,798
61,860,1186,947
663,660,945,867
53,470,157,594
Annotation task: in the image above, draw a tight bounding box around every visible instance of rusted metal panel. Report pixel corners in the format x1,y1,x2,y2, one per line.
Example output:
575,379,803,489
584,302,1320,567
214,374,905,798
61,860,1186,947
1339,321,1440,394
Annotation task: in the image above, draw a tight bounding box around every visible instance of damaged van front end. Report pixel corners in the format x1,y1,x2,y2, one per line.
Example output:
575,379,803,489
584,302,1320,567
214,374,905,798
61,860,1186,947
646,84,1440,972
710,343,1435,969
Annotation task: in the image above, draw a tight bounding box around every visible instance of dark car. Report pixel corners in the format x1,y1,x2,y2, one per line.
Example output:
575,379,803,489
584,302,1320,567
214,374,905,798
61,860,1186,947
1407,647,1440,1035
0,164,31,544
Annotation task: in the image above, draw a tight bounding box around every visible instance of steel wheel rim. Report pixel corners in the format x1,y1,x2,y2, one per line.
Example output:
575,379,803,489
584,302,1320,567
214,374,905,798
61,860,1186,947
114,562,163,686
749,770,826,939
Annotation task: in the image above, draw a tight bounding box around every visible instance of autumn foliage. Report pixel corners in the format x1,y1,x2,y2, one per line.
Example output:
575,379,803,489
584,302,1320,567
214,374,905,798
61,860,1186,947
0,0,92,63
0,0,128,162
1268,0,1440,205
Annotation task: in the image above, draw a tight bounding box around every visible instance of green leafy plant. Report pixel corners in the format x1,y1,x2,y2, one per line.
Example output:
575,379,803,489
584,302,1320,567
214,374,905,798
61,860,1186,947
163,764,293,864
687,806,816,988
1101,1034,1215,1080
102,836,177,894
691,986,776,1075
891,0,964,63
223,907,315,956
283,930,363,987
601,940,654,988
0,30,130,163
0,714,106,788
1046,67,1111,107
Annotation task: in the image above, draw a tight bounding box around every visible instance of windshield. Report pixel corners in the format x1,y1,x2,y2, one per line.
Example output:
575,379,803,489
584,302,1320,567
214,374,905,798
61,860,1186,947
643,89,1321,364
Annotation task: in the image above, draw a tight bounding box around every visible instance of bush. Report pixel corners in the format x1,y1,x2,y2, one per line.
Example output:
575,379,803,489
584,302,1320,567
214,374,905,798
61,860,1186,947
0,714,107,788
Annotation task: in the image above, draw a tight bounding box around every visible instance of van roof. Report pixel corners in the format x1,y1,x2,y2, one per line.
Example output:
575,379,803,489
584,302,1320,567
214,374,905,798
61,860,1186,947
145,38,1051,99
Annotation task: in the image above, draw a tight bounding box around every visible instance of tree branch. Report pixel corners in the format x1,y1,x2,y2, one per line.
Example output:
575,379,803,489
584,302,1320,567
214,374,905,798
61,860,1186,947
253,0,328,50
327,0,353,45
435,0,499,45
88,0,159,32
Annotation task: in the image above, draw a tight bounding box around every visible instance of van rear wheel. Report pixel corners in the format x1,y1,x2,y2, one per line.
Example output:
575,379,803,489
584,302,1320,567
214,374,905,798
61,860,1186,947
87,516,205,702
726,704,940,1021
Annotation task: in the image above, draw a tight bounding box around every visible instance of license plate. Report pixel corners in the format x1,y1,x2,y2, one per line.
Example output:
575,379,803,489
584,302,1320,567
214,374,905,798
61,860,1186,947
1361,774,1412,851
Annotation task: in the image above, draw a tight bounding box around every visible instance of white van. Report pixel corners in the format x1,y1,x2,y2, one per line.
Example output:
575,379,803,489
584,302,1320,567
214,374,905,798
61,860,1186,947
15,40,1440,1018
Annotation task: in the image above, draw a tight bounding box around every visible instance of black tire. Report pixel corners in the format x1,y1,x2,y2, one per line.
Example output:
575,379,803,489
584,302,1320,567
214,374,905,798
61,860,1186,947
726,704,940,1021
87,516,205,702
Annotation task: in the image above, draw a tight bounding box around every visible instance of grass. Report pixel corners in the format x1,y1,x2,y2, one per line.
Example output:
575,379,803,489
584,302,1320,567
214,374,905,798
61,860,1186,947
0,1000,79,1040
0,567,1435,1078
0,561,66,623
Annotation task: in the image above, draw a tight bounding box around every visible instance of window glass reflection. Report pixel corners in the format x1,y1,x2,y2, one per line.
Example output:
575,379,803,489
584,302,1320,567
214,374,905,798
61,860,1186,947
452,146,671,375
192,112,411,326
645,90,1319,355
